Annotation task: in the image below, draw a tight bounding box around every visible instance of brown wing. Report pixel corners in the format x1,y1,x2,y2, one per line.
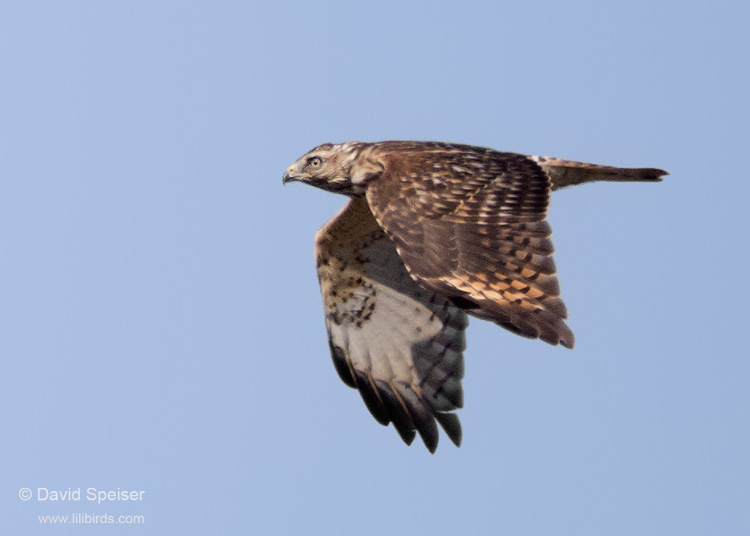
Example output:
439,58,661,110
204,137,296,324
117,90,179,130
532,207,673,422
315,196,468,453
363,141,575,348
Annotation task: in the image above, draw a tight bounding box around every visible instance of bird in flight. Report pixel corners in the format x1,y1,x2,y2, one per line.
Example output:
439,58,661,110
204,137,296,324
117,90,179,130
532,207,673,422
283,140,666,453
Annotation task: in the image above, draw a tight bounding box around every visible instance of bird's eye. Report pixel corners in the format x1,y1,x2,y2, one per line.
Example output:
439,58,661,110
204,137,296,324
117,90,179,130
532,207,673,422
306,156,322,169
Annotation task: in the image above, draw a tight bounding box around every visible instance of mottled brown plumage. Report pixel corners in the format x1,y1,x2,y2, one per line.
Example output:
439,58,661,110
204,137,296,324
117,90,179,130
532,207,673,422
283,140,666,452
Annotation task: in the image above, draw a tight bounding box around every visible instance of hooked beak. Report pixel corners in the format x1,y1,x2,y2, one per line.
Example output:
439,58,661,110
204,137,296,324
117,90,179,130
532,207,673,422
282,166,299,185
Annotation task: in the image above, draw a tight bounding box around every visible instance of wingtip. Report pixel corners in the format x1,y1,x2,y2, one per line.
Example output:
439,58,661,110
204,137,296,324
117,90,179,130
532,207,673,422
435,412,462,448
561,328,576,349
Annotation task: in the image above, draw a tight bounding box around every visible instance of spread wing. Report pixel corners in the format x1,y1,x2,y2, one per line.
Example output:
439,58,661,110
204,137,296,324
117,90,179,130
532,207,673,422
363,142,575,348
315,196,468,453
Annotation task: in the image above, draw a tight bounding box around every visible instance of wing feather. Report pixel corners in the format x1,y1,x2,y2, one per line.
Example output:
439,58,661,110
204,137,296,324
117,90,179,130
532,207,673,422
364,142,575,348
315,196,468,452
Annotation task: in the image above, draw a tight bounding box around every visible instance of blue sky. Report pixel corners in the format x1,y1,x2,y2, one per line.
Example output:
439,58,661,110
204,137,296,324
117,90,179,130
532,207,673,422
1,1,748,534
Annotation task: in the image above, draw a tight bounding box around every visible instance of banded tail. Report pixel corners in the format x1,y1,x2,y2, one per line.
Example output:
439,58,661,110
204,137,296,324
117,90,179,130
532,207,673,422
530,155,668,191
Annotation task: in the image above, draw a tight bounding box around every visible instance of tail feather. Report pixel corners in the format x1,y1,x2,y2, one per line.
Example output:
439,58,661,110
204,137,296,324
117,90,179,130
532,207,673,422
529,156,668,191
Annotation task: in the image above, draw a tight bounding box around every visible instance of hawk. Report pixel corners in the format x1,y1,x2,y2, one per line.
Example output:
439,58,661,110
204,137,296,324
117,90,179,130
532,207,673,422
283,141,666,453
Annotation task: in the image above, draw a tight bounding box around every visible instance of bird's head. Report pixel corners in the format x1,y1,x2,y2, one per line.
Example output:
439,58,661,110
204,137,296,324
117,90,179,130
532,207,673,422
282,141,384,195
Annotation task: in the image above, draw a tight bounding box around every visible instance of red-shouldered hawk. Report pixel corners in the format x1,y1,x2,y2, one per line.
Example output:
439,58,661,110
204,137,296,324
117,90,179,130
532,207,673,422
283,141,666,453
